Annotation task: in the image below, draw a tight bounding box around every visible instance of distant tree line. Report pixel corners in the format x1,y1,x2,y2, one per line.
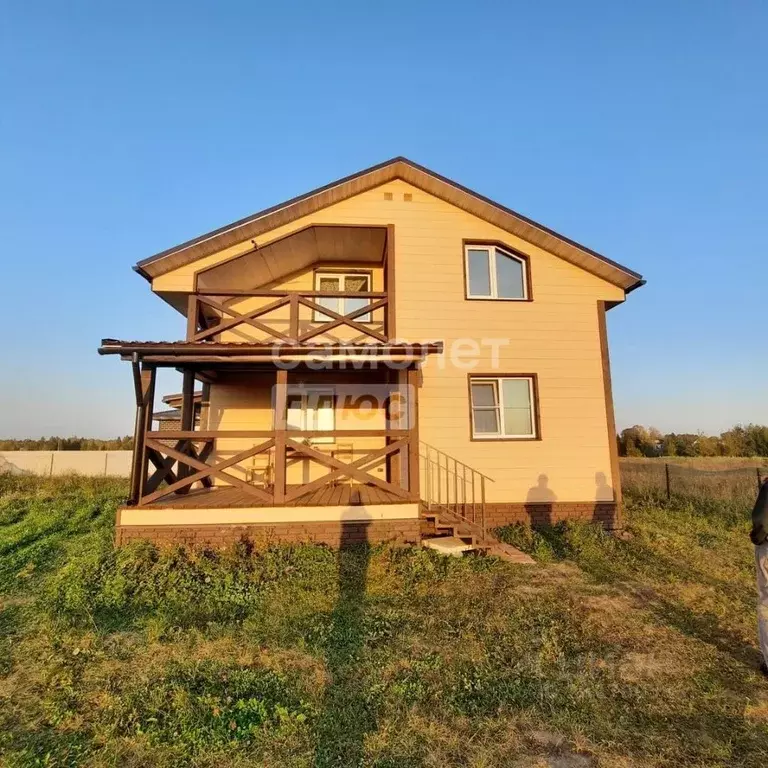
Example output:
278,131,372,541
0,436,134,451
619,424,768,458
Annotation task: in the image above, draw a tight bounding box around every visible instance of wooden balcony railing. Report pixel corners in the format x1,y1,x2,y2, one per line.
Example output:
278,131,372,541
186,290,392,345
137,429,417,507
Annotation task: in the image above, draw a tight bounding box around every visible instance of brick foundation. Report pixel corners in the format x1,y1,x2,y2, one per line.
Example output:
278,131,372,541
485,501,619,530
115,518,421,549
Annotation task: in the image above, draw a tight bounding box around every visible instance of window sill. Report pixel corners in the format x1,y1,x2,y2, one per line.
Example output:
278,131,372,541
465,296,532,302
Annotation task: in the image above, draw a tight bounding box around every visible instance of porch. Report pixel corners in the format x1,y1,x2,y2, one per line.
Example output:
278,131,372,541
95,336,441,513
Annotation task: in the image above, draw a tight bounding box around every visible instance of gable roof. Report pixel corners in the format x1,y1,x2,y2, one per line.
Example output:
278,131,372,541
135,156,644,292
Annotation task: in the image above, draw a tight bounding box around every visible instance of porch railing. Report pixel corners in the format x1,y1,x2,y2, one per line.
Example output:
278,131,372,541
136,428,415,507
419,442,493,538
186,290,391,345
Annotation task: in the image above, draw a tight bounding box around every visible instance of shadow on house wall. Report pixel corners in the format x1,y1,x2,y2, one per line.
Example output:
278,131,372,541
525,473,558,526
520,471,618,528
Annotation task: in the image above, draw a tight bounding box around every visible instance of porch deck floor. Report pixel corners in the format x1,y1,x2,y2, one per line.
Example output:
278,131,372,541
139,484,408,509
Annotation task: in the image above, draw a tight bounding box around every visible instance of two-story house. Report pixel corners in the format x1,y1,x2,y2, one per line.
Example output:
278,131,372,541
99,157,643,554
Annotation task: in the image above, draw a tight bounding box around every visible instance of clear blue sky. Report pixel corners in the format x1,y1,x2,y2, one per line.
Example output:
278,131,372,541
1,1,766,438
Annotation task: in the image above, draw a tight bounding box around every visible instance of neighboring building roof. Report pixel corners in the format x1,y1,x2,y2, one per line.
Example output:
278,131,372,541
153,408,182,421
162,391,203,406
134,157,644,292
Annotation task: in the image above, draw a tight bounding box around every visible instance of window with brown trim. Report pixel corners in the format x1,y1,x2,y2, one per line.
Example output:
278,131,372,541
464,244,528,300
469,375,538,439
313,270,372,322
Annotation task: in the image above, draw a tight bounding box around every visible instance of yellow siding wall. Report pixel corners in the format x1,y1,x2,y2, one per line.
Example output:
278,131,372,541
158,180,624,503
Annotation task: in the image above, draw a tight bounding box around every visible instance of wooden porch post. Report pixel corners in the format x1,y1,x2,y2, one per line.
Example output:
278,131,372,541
407,365,420,502
385,224,396,340
186,294,198,340
176,368,195,492
199,382,211,430
386,368,401,489
273,368,288,504
129,360,156,505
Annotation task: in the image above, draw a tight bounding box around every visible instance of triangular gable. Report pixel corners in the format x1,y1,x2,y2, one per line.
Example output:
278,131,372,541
135,157,643,292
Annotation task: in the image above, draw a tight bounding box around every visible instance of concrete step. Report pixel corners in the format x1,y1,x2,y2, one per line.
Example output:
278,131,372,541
422,536,476,557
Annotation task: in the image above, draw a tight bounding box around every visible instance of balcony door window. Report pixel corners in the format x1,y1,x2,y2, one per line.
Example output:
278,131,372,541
285,389,335,444
314,272,371,322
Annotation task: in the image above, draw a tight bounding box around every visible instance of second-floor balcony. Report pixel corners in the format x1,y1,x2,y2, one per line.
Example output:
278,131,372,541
178,223,396,347
186,287,393,346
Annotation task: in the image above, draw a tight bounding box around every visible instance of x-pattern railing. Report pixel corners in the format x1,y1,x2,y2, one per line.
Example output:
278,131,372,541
282,437,411,503
138,429,412,506
141,436,275,506
187,290,390,345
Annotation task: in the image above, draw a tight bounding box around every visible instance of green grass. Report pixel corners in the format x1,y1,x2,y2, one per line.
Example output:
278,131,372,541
1,476,768,766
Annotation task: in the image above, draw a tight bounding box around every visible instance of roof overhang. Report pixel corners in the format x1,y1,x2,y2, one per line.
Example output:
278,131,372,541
98,339,443,367
196,224,387,293
135,157,644,293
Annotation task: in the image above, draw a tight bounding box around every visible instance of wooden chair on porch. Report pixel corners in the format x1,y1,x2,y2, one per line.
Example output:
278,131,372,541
245,450,274,490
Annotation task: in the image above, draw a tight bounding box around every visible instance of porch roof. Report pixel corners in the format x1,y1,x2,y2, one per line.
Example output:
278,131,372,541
97,338,443,365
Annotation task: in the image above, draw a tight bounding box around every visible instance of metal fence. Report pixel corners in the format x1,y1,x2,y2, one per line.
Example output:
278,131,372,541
620,460,767,501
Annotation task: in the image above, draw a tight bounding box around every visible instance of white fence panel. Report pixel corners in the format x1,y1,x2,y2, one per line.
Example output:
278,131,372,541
0,451,132,477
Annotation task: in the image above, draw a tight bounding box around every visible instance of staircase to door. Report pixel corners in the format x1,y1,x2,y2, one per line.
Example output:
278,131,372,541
419,443,534,565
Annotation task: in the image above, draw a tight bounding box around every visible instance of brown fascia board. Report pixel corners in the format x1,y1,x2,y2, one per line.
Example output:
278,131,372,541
133,156,644,292
98,339,445,356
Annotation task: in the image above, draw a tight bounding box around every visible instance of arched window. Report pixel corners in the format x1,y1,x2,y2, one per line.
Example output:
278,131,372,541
464,244,529,300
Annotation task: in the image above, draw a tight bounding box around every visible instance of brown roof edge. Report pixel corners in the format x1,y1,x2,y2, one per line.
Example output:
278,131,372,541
98,339,445,356
135,157,406,271
400,158,644,284
133,264,152,282
134,156,644,289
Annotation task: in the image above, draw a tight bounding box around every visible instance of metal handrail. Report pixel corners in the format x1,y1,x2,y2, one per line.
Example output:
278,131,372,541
419,442,493,538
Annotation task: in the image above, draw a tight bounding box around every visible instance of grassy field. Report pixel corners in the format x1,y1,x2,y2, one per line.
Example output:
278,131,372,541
1,476,768,767
619,458,766,501
620,457,768,470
